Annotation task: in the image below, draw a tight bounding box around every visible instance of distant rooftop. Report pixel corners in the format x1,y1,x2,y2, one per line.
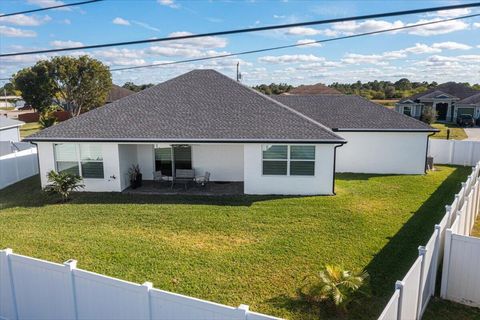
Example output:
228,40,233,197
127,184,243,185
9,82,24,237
0,117,24,130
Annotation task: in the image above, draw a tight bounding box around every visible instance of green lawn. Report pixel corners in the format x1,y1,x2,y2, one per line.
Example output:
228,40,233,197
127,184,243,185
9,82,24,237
0,166,470,319
424,298,480,320
20,122,42,139
431,123,468,140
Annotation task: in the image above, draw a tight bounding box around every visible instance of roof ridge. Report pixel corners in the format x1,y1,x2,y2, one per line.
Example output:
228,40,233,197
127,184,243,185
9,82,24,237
208,70,345,142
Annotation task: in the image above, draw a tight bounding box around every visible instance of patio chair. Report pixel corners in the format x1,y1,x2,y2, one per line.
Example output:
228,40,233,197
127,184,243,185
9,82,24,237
195,171,210,188
153,171,168,186
172,169,195,190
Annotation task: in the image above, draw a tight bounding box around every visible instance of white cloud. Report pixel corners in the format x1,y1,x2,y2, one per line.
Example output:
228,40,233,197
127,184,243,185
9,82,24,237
112,17,130,26
434,8,471,18
285,26,322,36
167,31,227,49
296,39,322,47
132,20,159,32
401,43,441,54
258,54,326,64
147,46,228,58
0,14,51,26
95,48,145,59
50,40,83,48
432,41,471,50
158,0,178,8
0,26,36,37
474,22,480,29
26,0,71,11
407,18,468,36
331,19,404,35
273,15,286,19
341,53,389,65
61,19,71,25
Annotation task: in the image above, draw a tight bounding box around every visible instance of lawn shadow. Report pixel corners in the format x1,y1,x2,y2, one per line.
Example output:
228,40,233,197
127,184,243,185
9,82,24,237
0,175,311,209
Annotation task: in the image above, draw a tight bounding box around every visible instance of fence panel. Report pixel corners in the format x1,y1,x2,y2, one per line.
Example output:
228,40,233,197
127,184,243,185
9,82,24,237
398,256,423,320
429,140,480,166
0,250,279,320
443,234,480,307
378,289,400,320
0,147,38,190
419,232,438,316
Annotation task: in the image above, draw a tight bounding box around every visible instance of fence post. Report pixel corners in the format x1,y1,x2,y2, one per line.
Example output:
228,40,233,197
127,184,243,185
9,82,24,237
431,225,441,296
237,304,249,320
2,248,18,320
142,282,153,320
417,246,427,320
395,280,404,320
64,259,78,320
449,140,455,164
440,228,453,299
445,204,452,227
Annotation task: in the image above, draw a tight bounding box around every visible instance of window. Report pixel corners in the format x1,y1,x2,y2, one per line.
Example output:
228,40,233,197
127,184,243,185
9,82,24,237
154,147,172,176
262,145,315,176
54,143,104,179
403,106,412,116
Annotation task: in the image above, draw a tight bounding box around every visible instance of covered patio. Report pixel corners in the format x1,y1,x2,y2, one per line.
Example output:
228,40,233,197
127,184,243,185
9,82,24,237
123,180,244,196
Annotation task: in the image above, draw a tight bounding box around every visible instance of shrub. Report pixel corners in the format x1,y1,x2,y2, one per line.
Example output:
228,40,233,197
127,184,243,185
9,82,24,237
421,106,437,124
39,107,58,128
299,265,369,314
44,170,84,202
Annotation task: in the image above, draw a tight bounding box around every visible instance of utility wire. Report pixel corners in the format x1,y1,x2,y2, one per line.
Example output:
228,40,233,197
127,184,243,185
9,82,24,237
0,0,103,18
109,13,480,72
1,2,480,57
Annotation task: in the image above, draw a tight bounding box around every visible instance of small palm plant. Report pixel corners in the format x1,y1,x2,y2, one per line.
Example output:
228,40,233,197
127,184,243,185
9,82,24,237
299,265,369,314
44,170,84,202
39,107,58,128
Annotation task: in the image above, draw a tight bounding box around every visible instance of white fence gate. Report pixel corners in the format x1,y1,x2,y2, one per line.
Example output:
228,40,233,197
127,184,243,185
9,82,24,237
429,139,480,166
440,169,480,308
0,250,280,320
378,162,480,320
0,145,38,190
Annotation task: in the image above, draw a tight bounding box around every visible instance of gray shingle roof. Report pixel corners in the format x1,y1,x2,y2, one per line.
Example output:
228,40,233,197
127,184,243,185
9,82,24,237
273,95,436,131
106,85,135,103
0,117,24,130
400,82,479,103
25,70,344,143
459,93,480,105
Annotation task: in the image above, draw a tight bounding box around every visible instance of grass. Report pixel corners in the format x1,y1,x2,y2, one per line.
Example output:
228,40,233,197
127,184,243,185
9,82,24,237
20,122,42,138
431,123,468,140
0,166,470,319
371,99,398,109
424,298,480,320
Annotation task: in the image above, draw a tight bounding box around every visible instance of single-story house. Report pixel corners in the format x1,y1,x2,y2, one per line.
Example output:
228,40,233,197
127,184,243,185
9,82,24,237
25,70,436,195
395,82,480,122
0,117,24,142
106,84,135,103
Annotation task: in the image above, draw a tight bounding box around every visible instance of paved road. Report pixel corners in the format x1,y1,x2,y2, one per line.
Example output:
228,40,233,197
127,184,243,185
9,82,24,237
464,127,480,141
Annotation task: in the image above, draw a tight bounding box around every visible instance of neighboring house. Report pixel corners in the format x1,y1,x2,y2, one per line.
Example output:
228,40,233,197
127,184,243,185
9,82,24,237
274,95,436,174
395,82,480,122
285,83,342,95
0,117,24,142
106,85,135,103
25,70,435,195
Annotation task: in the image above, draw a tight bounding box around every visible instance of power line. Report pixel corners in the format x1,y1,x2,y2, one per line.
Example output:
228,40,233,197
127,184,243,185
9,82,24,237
109,13,480,72
1,2,480,57
0,0,103,18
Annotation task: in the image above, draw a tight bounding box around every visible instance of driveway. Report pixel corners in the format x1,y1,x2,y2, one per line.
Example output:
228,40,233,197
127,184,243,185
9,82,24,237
464,127,480,140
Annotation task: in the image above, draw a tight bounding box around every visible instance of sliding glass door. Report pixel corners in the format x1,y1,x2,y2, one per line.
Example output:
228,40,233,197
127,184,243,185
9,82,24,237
154,145,192,177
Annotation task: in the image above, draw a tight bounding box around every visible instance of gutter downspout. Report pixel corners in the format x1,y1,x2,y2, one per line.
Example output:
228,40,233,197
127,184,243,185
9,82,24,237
29,141,41,180
332,142,346,195
424,132,436,173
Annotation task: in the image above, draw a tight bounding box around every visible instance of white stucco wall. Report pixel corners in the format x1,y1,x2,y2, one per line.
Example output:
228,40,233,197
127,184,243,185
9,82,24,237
118,144,138,190
335,132,429,174
243,144,336,195
36,142,122,192
136,144,154,180
0,127,20,142
192,144,244,181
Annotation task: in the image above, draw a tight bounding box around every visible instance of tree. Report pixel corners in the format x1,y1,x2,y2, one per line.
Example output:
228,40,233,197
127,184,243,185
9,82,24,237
122,82,154,92
48,56,112,116
394,78,412,91
13,55,112,116
44,170,84,202
13,61,57,112
421,105,437,124
0,82,19,96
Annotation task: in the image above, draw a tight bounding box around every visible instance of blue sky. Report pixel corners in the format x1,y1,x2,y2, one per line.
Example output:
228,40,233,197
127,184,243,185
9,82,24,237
1,0,480,86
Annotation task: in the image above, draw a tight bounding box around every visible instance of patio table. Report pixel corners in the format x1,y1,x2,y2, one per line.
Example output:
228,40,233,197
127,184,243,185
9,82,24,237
171,169,195,190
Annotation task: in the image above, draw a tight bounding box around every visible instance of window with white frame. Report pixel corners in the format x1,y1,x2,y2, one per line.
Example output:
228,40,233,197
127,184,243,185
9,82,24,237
403,106,412,116
54,143,104,179
262,145,315,176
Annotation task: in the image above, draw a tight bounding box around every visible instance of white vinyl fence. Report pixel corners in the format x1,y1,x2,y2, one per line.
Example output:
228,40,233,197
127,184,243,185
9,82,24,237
0,144,38,190
378,162,480,320
440,166,480,307
0,250,280,320
429,139,480,166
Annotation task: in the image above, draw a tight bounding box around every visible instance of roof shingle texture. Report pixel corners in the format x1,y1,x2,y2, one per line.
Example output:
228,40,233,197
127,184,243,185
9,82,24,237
459,93,480,105
274,95,435,131
106,85,135,103
27,70,343,142
400,82,479,103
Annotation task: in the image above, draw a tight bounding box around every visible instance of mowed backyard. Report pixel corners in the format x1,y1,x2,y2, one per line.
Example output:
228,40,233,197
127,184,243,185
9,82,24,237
0,166,470,319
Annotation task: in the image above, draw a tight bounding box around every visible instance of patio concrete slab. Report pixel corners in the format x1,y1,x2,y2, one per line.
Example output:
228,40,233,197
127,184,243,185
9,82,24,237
123,181,244,196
